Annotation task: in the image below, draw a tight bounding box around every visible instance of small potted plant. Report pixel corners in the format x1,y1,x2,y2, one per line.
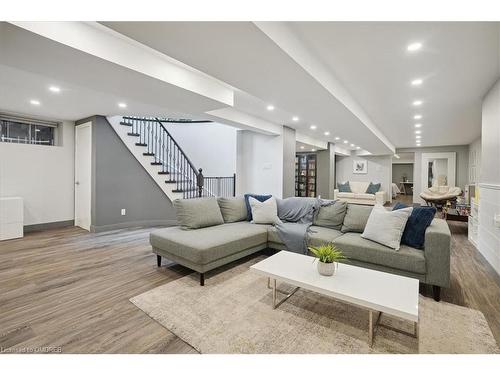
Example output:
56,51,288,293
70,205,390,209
309,243,346,276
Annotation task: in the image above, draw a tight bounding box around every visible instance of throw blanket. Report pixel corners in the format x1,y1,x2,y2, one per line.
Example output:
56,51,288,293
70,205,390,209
275,197,334,254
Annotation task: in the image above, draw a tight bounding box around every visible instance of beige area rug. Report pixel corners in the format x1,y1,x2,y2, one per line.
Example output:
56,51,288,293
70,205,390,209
131,257,499,354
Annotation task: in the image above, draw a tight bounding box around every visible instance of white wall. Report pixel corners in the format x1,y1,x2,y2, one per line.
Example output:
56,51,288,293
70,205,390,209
335,154,392,203
236,130,284,198
167,122,237,177
478,79,500,275
0,121,75,226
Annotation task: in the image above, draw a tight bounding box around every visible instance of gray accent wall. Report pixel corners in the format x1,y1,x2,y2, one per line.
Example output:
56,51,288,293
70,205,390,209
76,116,177,232
317,143,336,199
392,163,414,184
282,126,296,198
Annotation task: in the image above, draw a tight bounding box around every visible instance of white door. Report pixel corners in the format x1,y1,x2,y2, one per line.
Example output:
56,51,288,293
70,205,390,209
75,122,92,231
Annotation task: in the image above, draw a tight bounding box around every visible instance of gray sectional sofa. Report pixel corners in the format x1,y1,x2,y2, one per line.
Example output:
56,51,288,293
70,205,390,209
150,197,451,300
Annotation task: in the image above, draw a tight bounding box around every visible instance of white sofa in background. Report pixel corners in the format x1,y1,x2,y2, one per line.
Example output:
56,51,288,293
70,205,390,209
333,181,385,206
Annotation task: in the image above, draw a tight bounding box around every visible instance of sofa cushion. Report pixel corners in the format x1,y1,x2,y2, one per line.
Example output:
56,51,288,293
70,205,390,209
333,232,426,274
338,192,355,199
307,226,344,247
173,197,224,230
341,204,373,233
393,202,437,249
354,193,376,200
150,222,269,265
366,182,381,194
337,181,351,192
244,194,272,221
348,181,370,194
313,200,347,230
217,196,247,223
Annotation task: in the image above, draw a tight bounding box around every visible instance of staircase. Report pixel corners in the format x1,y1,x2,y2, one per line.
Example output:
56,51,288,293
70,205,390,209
107,116,235,201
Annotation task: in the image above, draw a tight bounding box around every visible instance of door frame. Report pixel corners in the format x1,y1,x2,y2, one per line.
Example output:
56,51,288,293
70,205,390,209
74,122,92,231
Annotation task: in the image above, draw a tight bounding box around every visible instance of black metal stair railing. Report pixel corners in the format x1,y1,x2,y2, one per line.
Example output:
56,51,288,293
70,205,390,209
120,116,235,199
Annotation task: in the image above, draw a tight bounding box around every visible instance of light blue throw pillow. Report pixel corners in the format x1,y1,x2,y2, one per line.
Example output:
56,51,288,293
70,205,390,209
366,182,381,194
337,181,351,192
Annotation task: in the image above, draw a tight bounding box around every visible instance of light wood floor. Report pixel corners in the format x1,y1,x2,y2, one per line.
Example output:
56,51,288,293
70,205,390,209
1,212,499,353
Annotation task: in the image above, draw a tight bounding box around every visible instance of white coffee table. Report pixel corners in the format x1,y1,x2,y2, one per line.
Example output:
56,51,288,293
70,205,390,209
251,251,419,347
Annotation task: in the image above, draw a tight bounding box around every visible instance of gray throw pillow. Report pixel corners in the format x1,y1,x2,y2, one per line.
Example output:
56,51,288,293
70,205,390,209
173,197,224,230
341,204,374,233
217,196,247,223
313,200,347,230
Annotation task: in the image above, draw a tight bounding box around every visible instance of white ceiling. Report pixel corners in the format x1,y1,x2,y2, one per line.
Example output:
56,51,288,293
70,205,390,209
1,21,499,154
288,22,500,147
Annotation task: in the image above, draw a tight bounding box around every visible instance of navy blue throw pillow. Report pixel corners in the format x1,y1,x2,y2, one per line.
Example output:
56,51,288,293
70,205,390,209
392,202,436,249
244,194,272,221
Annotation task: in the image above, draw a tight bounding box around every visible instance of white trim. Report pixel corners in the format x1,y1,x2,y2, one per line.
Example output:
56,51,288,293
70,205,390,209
421,152,456,192
478,183,500,190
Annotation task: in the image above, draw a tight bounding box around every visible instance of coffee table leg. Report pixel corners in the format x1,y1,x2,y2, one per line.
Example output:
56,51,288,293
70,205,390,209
272,279,277,309
369,310,374,347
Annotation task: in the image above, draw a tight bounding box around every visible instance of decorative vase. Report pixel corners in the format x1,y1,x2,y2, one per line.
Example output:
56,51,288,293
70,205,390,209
317,261,337,276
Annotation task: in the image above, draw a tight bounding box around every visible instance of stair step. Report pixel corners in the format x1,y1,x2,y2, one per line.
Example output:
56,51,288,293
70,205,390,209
120,121,133,126
151,162,162,166
143,152,154,156
127,132,140,137
135,143,147,147
158,171,170,175
173,188,198,193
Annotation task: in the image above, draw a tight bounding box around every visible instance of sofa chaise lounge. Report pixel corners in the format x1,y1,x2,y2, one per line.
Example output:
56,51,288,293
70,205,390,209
150,197,450,301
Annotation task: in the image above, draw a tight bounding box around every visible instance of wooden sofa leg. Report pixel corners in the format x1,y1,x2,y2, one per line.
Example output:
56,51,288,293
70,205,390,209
433,285,441,302
200,273,205,286
156,255,161,267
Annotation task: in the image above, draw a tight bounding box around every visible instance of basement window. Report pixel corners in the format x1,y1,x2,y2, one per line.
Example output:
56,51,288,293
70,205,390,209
0,114,58,146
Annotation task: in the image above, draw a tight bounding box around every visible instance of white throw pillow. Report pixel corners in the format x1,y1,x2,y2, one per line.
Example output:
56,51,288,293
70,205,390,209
248,196,282,225
361,204,413,250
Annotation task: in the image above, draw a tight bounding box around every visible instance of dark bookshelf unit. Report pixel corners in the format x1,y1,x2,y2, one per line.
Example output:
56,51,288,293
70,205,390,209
295,153,317,197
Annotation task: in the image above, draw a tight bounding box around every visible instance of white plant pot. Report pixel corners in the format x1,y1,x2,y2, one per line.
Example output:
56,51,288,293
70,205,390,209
317,261,337,276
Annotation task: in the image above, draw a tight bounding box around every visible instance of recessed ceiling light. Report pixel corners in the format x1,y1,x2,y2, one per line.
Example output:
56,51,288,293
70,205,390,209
343,140,348,144
415,130,422,134
30,99,41,106
416,144,421,147
416,135,422,139
356,146,361,150
266,105,275,111
292,116,299,122
300,146,305,149
311,149,316,152
411,79,423,86
414,115,422,120
412,100,423,106
335,137,340,141
118,102,127,108
415,123,422,128
324,131,330,136
310,125,317,130
350,144,355,147
407,42,423,52
49,85,61,93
